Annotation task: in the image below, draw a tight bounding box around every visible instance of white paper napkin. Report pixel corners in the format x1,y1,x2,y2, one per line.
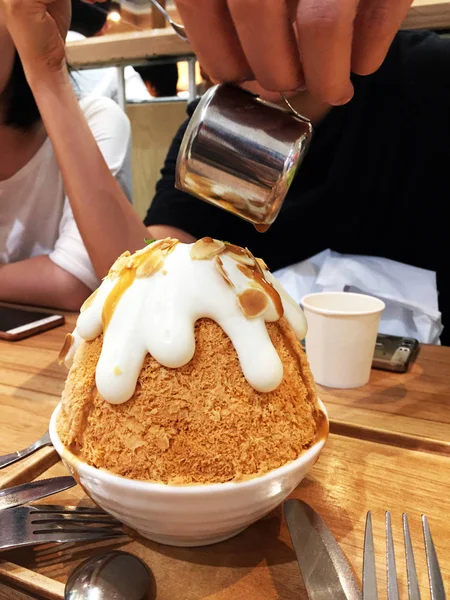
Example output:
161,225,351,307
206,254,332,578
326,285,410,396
273,249,443,344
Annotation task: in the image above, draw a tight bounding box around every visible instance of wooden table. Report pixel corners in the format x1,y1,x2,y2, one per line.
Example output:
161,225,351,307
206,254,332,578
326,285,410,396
0,316,449,598
322,344,450,455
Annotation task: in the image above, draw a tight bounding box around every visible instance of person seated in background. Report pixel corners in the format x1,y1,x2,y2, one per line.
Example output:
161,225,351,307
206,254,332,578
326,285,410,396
68,0,150,103
0,9,146,311
134,63,179,98
144,29,450,344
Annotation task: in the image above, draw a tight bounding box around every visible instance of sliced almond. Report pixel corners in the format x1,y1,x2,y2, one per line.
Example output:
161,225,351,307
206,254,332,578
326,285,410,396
190,237,226,260
214,256,234,288
80,288,98,312
245,248,264,275
256,257,269,271
225,250,255,266
224,243,247,256
109,251,131,278
159,238,179,253
237,289,269,318
136,248,165,277
238,263,283,318
58,333,74,365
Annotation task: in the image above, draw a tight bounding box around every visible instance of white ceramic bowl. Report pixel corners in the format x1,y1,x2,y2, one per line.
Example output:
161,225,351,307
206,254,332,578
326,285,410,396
49,400,328,547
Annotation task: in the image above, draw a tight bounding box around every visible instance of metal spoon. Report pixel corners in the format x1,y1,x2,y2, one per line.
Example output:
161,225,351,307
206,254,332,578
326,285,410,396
0,431,52,470
65,551,155,600
147,0,187,40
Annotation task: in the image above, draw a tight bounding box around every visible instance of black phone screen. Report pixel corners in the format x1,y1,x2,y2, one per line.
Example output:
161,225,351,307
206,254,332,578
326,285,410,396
0,306,56,332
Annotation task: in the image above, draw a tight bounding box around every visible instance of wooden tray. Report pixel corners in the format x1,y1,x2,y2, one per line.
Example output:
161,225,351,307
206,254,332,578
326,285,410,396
0,434,448,600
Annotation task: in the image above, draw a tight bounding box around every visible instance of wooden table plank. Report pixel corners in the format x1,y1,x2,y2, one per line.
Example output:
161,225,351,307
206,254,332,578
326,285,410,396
320,345,450,454
1,314,449,453
0,435,448,599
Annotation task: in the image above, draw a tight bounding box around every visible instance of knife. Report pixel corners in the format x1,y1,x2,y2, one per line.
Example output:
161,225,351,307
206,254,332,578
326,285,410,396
0,476,76,510
284,499,362,600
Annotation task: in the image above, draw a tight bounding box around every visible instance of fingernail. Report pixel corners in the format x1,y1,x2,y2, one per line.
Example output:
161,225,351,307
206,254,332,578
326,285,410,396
330,87,354,106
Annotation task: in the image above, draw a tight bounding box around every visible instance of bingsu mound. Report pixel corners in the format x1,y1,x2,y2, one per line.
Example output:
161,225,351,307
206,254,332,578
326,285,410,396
57,238,322,485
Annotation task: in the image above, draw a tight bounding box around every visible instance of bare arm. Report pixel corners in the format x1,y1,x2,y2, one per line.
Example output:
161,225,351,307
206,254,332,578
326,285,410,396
1,0,150,279
0,257,91,311
25,69,149,278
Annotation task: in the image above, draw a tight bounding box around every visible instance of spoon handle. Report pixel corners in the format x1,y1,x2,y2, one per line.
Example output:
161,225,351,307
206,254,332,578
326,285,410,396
0,432,52,470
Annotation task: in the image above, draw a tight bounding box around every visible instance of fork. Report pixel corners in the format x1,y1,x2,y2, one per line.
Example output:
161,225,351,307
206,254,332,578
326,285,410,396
0,505,125,551
363,511,446,600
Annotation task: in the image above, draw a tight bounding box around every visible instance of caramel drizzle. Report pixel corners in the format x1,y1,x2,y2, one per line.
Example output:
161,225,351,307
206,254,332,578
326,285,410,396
102,238,178,331
102,267,136,331
237,263,283,319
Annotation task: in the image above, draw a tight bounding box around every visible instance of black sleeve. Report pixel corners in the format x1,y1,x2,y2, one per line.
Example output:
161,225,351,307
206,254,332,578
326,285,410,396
144,100,241,240
376,30,450,97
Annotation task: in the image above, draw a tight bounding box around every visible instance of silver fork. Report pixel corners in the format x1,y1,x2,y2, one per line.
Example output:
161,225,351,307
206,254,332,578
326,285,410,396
363,511,446,600
0,505,124,551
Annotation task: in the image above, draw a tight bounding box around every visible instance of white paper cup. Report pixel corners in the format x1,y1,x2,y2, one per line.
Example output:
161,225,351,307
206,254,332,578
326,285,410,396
302,292,385,388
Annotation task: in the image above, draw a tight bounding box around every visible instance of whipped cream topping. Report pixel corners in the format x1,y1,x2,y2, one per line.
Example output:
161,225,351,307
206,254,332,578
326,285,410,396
64,239,308,404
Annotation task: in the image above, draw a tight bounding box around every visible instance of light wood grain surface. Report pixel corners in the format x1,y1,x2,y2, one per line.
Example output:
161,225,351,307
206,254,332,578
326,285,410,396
322,344,450,455
0,435,448,599
1,315,448,456
0,316,449,597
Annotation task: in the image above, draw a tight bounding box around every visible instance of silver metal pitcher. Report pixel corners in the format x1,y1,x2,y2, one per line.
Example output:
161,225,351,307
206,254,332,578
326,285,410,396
142,0,314,229
176,85,313,229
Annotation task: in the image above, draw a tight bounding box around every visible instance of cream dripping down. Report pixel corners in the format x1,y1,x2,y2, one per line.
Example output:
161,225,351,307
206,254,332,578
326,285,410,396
61,238,308,404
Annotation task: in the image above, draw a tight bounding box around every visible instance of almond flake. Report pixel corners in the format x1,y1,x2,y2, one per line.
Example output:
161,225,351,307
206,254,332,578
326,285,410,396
224,243,247,256
159,238,179,253
190,237,226,260
225,250,255,266
58,333,74,365
136,248,165,277
109,251,131,278
237,288,269,318
245,248,264,275
256,258,269,271
214,256,234,288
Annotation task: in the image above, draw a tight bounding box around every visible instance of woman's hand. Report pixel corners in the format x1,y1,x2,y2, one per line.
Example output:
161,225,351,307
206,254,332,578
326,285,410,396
174,0,414,106
0,0,70,77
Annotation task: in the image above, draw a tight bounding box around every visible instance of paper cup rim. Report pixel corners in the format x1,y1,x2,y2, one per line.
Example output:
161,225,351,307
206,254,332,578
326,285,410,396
301,291,385,317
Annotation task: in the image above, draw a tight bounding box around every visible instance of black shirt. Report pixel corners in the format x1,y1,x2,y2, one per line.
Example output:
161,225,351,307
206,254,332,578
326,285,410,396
145,30,450,344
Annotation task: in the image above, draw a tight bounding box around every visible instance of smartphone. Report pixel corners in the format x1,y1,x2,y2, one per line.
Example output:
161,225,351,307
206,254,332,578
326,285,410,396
372,333,420,373
0,305,65,341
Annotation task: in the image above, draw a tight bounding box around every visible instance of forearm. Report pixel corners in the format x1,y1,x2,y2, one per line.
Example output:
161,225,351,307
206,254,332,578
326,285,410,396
0,257,91,311
24,67,148,278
